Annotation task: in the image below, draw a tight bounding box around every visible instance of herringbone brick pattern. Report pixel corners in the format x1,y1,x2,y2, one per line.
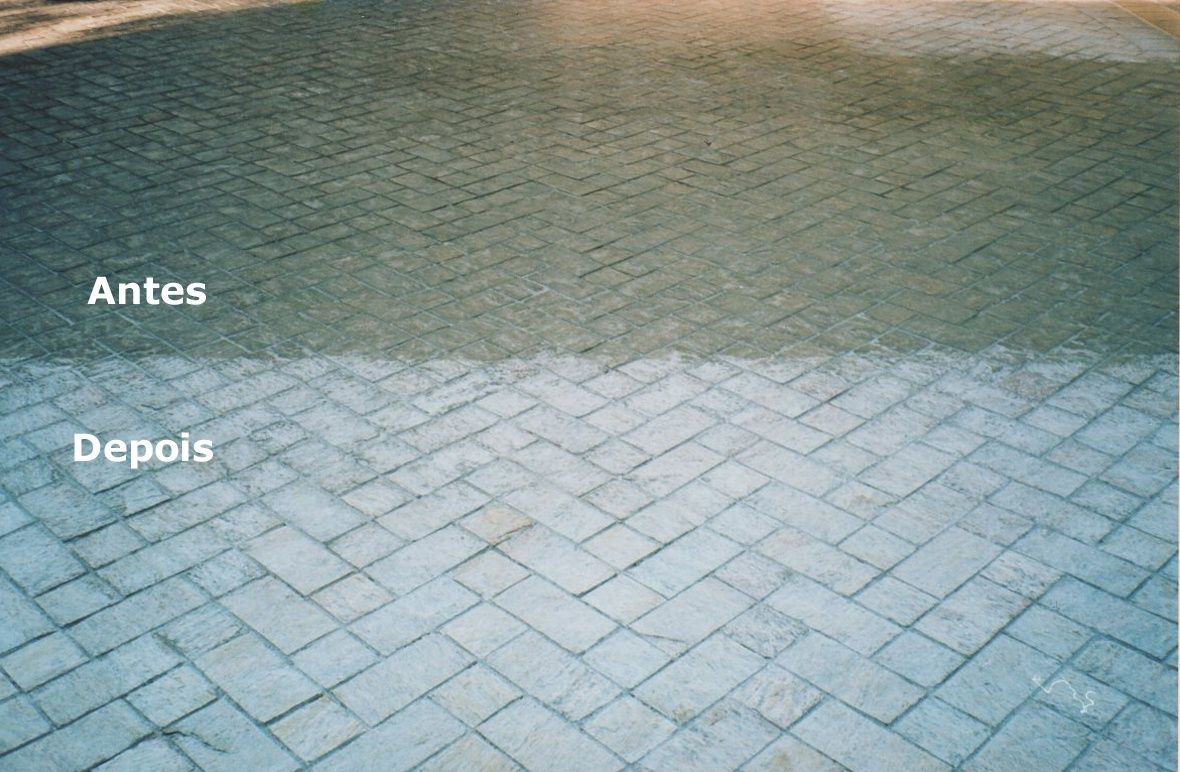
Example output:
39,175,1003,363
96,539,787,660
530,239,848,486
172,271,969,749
0,0,1176,769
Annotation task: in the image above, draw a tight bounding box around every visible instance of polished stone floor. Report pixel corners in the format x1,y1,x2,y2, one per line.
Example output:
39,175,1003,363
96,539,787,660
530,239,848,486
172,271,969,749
0,0,1176,769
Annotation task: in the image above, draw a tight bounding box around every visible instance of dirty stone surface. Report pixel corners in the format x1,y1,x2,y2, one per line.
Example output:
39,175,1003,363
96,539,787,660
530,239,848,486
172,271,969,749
0,0,1176,769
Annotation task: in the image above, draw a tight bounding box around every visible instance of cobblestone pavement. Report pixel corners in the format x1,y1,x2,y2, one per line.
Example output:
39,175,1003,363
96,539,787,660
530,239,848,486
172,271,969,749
0,0,1177,769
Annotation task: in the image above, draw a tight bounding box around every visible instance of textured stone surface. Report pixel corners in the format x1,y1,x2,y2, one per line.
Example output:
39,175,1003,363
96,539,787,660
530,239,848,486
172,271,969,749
0,0,1177,767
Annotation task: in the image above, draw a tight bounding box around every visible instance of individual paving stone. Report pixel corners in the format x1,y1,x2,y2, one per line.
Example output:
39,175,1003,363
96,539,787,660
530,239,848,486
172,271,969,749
963,701,1089,772
335,634,471,724
584,695,676,763
746,735,843,772
627,483,731,543
1040,577,1173,658
441,603,527,657
222,577,335,653
188,548,266,597
480,699,622,771
1014,527,1147,596
351,577,478,654
329,523,404,568
517,405,609,453
778,632,923,723
264,482,366,541
462,505,532,545
937,635,1058,726
738,443,840,497
916,576,1029,655
487,631,618,721
0,525,84,595
860,443,956,498
733,665,822,728
767,574,900,656
0,696,50,754
724,604,808,659
498,525,613,594
584,575,664,623
1104,702,1177,770
69,576,204,656
875,632,964,688
17,483,115,540
127,665,216,726
170,699,299,772
129,482,248,543
419,735,517,771
793,700,949,772
634,635,763,723
632,577,752,653
431,664,520,726
839,524,915,570
502,484,612,542
93,737,191,772
895,698,991,766
629,528,740,596
623,405,715,455
584,525,659,570
1072,638,1176,715
643,700,779,770
367,524,484,595
450,551,529,597
313,574,393,622
380,482,491,541
978,551,1061,599
195,633,319,722
715,552,793,600
1032,667,1125,728
745,483,862,543
0,700,151,771
270,696,363,762
628,442,723,497
496,576,614,653
291,630,377,689
1,632,86,691
1004,605,1091,661
988,483,1113,544
757,526,878,594
159,605,243,659
584,629,671,689
892,527,1001,598
855,576,938,626
246,526,351,594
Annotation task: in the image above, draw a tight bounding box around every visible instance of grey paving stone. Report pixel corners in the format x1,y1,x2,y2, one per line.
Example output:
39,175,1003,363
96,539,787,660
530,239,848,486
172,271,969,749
793,700,949,772
0,525,85,595
963,702,1089,772
335,634,471,725
632,578,752,653
630,528,740,597
584,629,671,689
480,699,622,772
195,634,319,722
896,698,991,766
291,630,377,689
733,664,822,728
246,526,350,594
487,631,618,721
1072,638,1176,715
893,527,1002,598
270,697,363,761
1041,577,1173,658
419,735,517,771
916,577,1029,655
585,696,676,763
745,735,843,772
496,576,614,653
635,635,763,723
93,738,191,772
69,576,204,656
0,700,151,772
498,525,613,594
937,635,1058,726
768,574,900,656
0,696,50,754
171,699,299,772
778,632,923,723
350,577,477,654
431,664,520,726
1,633,86,690
875,631,965,688
222,577,335,654
127,665,216,726
368,524,483,595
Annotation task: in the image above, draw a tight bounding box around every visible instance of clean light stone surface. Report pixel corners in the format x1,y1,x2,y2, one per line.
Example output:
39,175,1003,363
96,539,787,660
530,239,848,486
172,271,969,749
0,0,1177,766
